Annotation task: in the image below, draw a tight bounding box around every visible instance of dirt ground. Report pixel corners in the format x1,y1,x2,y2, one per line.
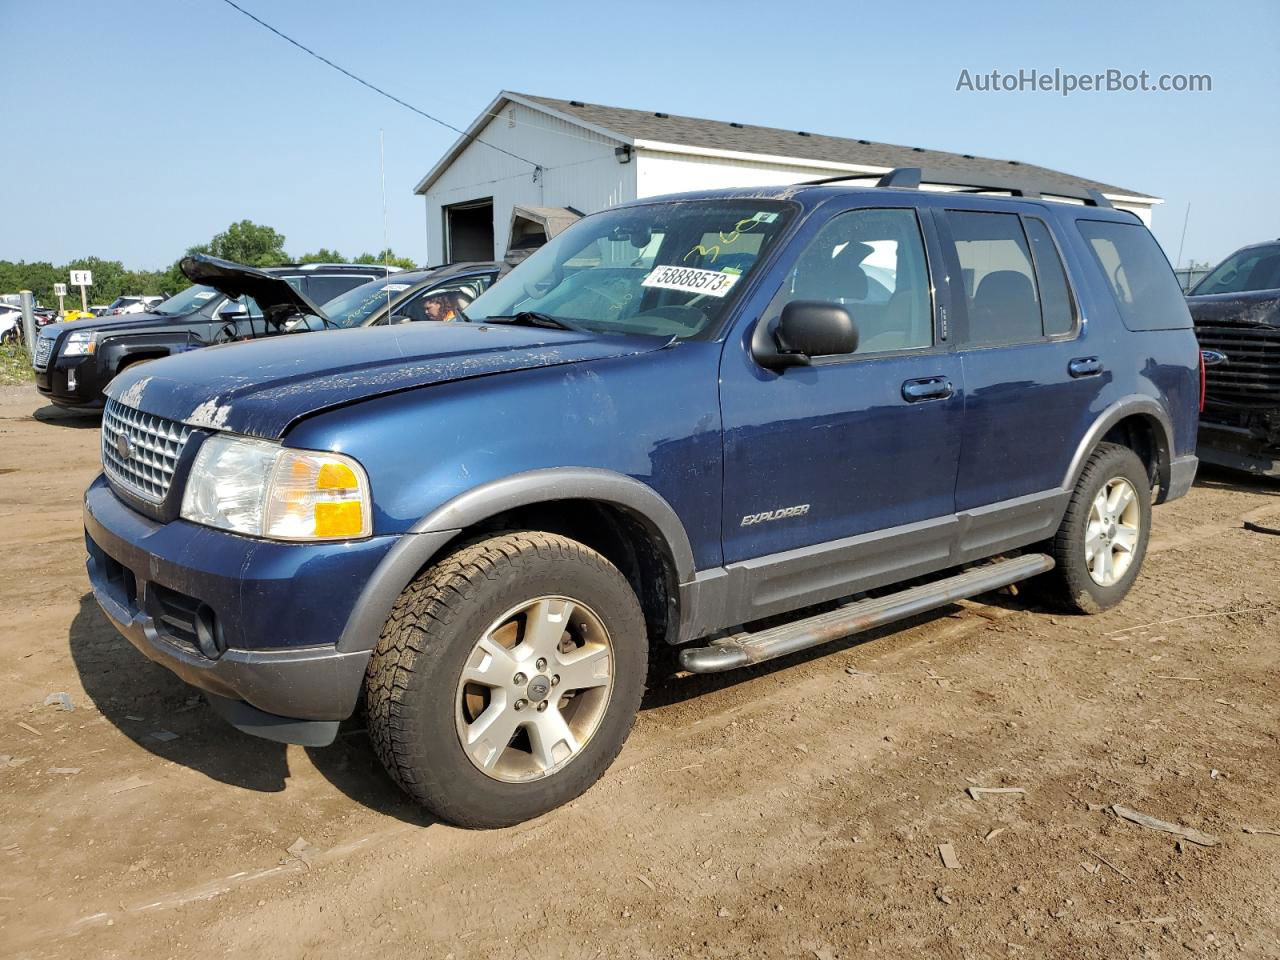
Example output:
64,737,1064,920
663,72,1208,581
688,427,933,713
1,382,1278,960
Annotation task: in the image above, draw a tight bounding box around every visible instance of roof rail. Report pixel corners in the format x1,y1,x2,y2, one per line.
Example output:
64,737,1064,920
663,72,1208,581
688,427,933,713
803,166,1113,208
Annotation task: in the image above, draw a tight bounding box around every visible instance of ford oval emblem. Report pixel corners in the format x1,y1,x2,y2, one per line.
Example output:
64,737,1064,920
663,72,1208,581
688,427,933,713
115,433,134,462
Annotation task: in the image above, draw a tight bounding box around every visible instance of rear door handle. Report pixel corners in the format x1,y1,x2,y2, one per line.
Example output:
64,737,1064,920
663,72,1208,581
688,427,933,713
1069,357,1103,378
901,377,954,403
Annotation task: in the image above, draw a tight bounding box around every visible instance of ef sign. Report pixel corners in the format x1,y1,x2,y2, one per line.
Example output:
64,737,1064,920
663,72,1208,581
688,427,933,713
69,270,93,287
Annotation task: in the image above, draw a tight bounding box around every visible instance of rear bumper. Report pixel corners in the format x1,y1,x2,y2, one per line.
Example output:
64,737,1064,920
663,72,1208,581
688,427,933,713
1197,423,1280,478
83,475,397,740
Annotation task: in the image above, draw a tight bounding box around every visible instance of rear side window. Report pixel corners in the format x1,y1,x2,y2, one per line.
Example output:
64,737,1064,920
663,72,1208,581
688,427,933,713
948,211,1042,346
1077,220,1192,330
1023,218,1075,336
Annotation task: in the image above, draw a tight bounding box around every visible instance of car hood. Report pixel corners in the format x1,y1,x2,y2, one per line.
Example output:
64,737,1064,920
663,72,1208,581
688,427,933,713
1187,290,1280,328
103,322,667,440
181,254,326,327
41,312,191,338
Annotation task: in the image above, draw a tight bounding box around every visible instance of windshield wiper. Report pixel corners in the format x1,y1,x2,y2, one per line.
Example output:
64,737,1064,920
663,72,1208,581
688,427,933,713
483,311,579,331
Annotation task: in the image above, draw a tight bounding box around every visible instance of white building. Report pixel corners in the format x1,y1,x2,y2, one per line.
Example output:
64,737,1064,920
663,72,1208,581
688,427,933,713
414,91,1160,263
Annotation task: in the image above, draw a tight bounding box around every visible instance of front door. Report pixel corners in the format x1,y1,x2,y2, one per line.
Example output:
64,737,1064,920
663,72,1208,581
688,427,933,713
718,203,964,617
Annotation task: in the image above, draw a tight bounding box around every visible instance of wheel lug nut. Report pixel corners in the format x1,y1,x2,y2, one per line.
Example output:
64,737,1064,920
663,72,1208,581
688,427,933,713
551,674,560,686
513,672,526,685
514,699,528,711
536,700,548,712
536,658,547,671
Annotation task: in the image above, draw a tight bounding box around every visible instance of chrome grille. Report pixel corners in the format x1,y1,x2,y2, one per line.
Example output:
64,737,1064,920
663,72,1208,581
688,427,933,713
1196,321,1280,404
33,337,53,370
101,399,193,503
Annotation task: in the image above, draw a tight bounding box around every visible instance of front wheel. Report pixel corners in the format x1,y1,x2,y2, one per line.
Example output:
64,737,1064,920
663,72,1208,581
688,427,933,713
365,531,647,828
1040,442,1152,614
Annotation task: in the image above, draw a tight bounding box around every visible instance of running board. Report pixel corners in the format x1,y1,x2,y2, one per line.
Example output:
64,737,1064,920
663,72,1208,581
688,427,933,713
678,554,1055,674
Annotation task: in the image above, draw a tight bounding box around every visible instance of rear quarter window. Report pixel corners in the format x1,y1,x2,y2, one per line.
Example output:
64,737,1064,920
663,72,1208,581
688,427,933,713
1076,220,1192,331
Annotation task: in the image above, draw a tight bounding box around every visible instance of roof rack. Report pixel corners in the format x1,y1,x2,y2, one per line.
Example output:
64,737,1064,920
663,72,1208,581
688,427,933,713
803,166,1113,208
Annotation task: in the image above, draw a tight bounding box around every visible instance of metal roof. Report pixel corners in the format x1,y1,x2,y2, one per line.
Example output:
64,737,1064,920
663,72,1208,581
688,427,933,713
415,91,1157,203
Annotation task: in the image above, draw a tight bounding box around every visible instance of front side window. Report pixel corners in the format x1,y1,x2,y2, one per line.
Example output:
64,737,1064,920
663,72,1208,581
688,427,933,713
949,211,1042,346
1077,219,1192,331
465,200,795,339
1191,243,1280,296
767,208,933,355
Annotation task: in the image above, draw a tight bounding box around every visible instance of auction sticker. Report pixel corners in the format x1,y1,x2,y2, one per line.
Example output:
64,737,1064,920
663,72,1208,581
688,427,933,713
641,265,740,298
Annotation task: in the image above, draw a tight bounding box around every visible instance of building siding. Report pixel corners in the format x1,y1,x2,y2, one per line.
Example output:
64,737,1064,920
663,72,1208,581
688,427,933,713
423,102,635,261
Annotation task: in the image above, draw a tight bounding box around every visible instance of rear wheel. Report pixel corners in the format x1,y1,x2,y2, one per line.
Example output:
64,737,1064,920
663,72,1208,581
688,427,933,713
1040,442,1151,614
365,531,647,828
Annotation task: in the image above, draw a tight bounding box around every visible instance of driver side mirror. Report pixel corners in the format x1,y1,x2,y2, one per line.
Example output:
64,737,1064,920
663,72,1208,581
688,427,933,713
754,301,858,370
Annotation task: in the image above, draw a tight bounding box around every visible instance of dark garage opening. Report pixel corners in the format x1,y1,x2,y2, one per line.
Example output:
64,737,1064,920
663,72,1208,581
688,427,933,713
446,199,494,262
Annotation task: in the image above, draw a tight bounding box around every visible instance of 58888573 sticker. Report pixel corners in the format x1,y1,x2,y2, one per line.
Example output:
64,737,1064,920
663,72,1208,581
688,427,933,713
640,265,741,298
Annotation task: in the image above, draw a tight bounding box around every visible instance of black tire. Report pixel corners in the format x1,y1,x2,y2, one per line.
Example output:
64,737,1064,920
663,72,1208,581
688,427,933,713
1040,442,1152,614
365,531,647,828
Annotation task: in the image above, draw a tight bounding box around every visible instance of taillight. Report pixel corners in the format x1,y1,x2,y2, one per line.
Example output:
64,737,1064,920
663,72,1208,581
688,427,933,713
1198,349,1206,412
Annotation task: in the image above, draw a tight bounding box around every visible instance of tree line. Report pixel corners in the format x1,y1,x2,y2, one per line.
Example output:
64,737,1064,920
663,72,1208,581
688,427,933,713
1,220,418,308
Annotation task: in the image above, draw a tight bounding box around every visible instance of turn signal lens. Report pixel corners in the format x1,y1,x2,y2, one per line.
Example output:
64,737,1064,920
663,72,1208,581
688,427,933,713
264,450,371,540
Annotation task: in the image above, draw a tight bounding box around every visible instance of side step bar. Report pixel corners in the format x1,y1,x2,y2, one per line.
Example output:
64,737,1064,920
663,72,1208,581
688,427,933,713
679,554,1054,674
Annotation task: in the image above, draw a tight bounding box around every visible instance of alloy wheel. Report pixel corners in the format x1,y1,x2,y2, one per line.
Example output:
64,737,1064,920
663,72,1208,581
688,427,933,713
454,596,614,783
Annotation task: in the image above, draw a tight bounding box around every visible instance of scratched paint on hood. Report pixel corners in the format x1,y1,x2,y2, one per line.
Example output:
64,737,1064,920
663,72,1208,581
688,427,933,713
103,323,665,440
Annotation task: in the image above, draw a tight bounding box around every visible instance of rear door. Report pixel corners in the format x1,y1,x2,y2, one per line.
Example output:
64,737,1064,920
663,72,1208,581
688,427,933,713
936,204,1100,515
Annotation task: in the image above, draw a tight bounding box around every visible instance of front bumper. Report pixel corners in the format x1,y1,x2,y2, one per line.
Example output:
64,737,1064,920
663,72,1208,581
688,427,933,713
1197,423,1280,478
35,354,107,408
84,475,398,740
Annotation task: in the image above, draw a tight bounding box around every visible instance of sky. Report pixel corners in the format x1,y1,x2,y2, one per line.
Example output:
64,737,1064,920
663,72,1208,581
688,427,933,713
2,0,1277,272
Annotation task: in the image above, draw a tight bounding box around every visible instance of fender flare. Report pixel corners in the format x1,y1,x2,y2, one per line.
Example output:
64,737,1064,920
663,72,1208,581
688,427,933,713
1063,395,1174,496
337,468,697,653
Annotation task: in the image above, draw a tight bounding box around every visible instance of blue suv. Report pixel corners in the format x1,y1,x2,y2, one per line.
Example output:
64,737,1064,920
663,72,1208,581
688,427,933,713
84,169,1200,827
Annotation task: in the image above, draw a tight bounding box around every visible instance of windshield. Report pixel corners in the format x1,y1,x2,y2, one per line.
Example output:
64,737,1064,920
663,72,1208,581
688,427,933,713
465,199,795,339
320,276,421,328
153,284,224,317
1192,244,1280,296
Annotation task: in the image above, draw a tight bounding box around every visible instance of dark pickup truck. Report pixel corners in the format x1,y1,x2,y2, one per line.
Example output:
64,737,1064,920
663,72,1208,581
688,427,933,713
1187,239,1280,476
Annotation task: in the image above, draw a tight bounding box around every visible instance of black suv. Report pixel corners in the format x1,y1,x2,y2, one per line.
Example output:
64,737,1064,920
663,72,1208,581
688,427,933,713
1187,239,1280,476
33,260,391,409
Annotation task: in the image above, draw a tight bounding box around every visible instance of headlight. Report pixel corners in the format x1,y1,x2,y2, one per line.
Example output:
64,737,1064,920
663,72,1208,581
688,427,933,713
62,330,97,356
180,434,372,541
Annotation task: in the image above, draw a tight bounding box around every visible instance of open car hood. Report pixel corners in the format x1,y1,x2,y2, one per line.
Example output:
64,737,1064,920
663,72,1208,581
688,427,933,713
180,254,328,327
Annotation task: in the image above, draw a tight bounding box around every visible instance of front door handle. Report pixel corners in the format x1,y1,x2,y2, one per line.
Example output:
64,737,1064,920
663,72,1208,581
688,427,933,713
1069,357,1103,378
902,377,954,403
